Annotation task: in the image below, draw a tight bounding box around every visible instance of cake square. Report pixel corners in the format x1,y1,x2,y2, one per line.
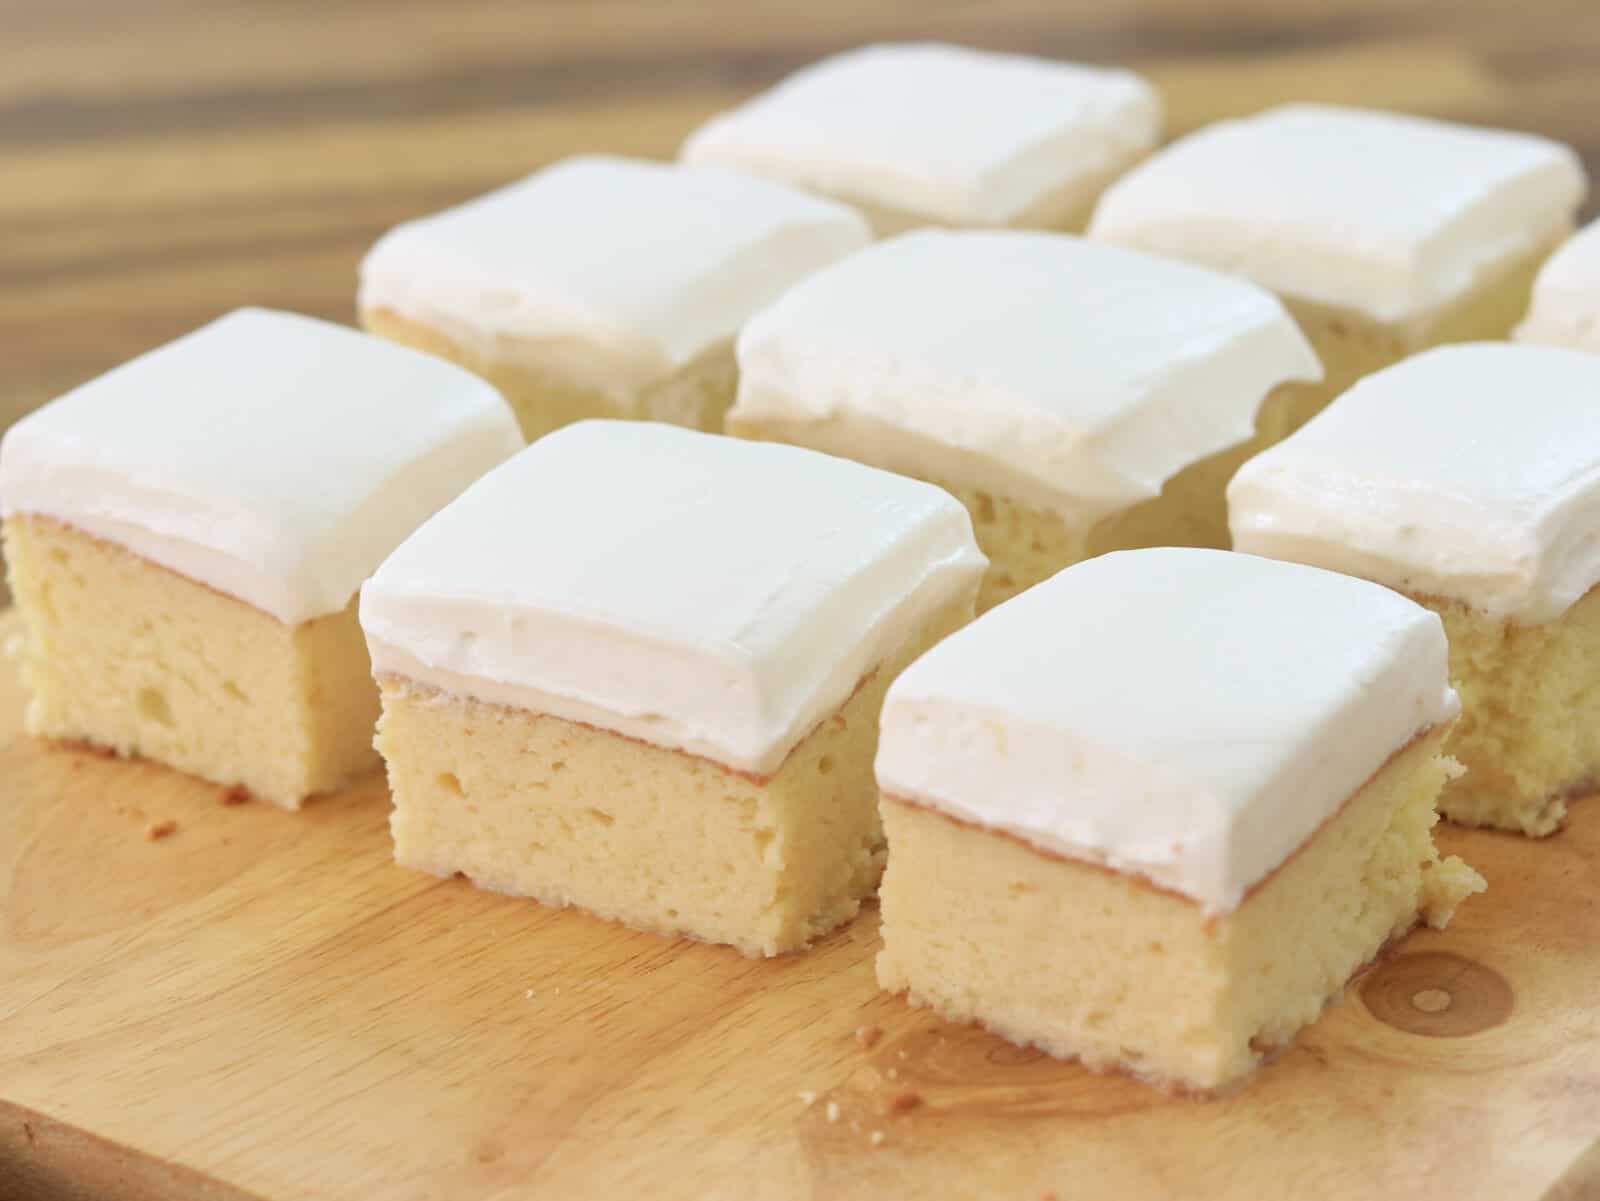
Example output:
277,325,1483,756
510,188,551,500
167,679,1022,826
1230,342,1600,836
359,420,984,956
875,548,1483,1093
358,155,870,441
0,308,522,808
730,230,1321,610
681,42,1160,236
1516,219,1600,351
1090,104,1585,436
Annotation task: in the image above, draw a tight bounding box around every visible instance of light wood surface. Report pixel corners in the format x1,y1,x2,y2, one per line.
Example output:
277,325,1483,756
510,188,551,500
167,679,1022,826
4,3,1600,1196
1,600,1598,1200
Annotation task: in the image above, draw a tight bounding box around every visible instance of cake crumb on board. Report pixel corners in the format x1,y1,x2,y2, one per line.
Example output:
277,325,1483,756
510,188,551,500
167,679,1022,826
218,783,251,806
145,819,179,841
886,1090,922,1116
854,1024,883,1050
824,1100,841,1123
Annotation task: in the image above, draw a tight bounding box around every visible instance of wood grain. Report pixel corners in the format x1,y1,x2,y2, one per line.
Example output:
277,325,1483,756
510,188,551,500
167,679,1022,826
2,596,1599,1201
3,0,1599,454
4,4,1600,1196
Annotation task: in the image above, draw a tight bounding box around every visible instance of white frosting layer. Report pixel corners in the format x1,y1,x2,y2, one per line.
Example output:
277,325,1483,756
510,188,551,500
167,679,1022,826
360,421,985,775
877,547,1457,913
1229,342,1600,623
358,156,870,401
1516,219,1600,351
681,43,1160,229
0,308,523,624
1089,104,1586,325
733,230,1321,528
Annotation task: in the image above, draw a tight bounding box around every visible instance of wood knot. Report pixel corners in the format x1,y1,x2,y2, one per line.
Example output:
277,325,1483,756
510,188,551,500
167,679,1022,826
1361,951,1512,1037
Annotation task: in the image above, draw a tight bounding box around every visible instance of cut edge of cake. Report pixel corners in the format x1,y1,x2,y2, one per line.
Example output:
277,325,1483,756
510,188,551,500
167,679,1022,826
4,514,382,808
375,592,975,957
875,723,1484,1094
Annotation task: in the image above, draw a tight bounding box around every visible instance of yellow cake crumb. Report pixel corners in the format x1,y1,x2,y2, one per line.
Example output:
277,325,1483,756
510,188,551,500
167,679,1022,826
1270,239,1558,447
4,515,381,808
377,601,969,957
876,729,1483,1093
733,379,1328,612
1429,587,1600,836
362,307,737,442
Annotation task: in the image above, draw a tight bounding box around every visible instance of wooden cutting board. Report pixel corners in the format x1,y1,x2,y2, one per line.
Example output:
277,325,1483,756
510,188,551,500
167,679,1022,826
1,608,1597,1201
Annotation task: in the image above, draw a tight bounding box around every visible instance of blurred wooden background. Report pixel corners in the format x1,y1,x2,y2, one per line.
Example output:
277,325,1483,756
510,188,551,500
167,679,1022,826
4,0,1600,483
3,8,1600,1198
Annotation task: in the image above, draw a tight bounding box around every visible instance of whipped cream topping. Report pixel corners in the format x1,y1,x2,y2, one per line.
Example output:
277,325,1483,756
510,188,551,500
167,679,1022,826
0,308,523,624
732,230,1321,530
360,421,985,776
1516,219,1600,351
358,156,870,401
1229,342,1600,623
1089,104,1586,325
876,547,1457,913
681,43,1160,230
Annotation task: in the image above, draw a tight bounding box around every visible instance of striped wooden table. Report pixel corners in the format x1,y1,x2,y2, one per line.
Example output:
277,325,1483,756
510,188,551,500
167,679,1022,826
6,0,1600,454
3,5,1600,1199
